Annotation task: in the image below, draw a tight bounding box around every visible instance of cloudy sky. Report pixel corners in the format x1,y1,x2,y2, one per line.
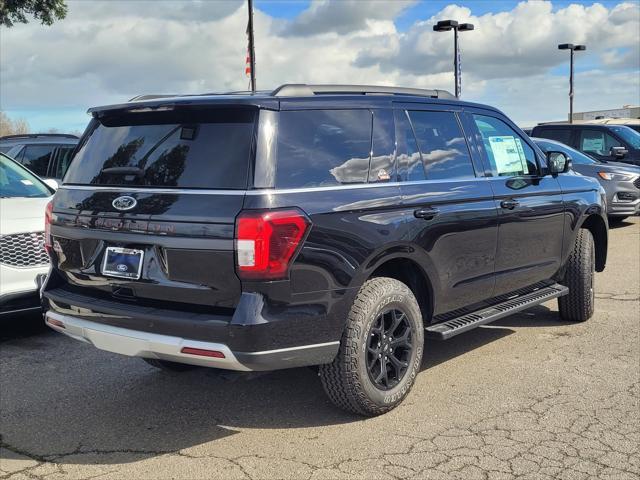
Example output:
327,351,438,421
1,0,638,132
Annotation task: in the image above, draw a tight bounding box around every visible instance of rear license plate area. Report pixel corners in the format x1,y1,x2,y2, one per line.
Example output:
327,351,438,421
102,247,144,280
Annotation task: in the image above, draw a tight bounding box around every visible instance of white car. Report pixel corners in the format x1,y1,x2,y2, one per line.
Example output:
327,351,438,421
0,153,56,316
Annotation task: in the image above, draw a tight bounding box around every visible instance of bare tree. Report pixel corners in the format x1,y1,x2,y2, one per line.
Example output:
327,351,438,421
0,111,30,136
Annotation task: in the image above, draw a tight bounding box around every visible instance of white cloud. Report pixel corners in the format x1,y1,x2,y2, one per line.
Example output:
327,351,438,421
280,0,416,36
356,1,640,80
0,0,638,131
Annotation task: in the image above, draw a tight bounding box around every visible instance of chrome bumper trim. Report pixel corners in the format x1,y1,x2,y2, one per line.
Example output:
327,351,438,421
45,311,251,371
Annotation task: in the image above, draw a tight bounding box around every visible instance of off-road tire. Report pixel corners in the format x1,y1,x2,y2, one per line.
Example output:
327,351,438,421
558,229,595,322
319,277,424,416
143,358,198,372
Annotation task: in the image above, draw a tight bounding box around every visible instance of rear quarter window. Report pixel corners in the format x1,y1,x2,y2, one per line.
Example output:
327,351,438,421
20,144,56,177
275,109,372,188
64,108,256,189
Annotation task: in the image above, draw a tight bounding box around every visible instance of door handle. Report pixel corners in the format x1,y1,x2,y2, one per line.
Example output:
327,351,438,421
414,207,439,220
500,199,520,210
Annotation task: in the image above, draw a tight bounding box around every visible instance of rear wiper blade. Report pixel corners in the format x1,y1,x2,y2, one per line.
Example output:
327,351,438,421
100,166,144,176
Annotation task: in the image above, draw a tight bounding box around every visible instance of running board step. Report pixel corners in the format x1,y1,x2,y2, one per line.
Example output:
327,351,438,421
425,283,569,340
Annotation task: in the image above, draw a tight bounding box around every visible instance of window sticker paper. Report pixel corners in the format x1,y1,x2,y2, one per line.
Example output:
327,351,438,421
488,136,529,175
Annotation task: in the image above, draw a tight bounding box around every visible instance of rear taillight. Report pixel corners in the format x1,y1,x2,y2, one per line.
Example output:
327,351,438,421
44,200,53,254
235,208,310,280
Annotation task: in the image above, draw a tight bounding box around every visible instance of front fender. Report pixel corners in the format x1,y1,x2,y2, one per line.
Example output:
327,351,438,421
557,174,608,272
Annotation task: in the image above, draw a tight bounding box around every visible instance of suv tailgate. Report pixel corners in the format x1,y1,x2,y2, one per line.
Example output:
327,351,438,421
49,106,256,311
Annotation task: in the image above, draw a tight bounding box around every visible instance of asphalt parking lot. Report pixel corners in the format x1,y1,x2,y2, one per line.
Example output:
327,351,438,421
1,218,638,480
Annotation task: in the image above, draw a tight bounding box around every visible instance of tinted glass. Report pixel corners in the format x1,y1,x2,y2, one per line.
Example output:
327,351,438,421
65,109,256,189
276,110,372,188
53,146,76,179
409,111,475,180
534,139,597,165
0,154,51,198
609,126,640,149
395,109,424,181
21,145,55,177
0,146,11,154
536,128,572,145
369,110,396,183
474,115,538,177
579,130,621,156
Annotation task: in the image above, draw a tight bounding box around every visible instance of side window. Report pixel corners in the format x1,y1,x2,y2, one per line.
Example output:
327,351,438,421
369,110,396,183
395,109,424,181
579,130,621,156
473,115,538,177
276,110,372,188
20,145,55,177
539,128,572,145
408,111,475,180
54,146,76,179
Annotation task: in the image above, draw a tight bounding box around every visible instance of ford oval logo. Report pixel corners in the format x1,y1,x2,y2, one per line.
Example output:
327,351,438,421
116,264,128,272
112,196,137,211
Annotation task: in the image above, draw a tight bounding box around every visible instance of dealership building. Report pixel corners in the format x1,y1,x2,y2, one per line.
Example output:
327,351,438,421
571,105,640,121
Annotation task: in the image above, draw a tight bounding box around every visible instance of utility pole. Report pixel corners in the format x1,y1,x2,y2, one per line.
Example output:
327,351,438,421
558,43,586,123
247,0,257,92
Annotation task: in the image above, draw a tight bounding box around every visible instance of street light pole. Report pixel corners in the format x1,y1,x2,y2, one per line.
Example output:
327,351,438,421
453,26,459,98
558,43,586,123
434,20,474,98
247,0,257,92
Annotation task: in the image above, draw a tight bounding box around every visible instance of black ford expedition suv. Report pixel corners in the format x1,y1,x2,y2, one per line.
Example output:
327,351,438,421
43,84,608,416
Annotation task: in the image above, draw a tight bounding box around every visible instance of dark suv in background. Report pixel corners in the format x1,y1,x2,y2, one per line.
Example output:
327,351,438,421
531,123,640,165
42,85,608,416
0,134,79,181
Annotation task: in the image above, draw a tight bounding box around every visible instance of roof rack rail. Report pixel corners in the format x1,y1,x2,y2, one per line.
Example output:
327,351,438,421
128,94,181,102
0,133,79,141
271,84,455,99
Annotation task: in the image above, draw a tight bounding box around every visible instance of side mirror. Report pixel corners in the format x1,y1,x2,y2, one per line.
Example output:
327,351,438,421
547,151,572,174
43,178,59,191
610,146,628,158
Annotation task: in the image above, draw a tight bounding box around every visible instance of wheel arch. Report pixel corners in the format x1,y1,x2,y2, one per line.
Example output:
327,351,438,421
578,214,608,272
368,257,434,324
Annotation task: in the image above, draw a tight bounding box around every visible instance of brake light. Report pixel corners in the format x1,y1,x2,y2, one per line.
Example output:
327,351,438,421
44,200,53,254
235,209,310,280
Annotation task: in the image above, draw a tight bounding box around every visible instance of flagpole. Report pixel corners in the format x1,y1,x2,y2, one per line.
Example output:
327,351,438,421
247,0,257,92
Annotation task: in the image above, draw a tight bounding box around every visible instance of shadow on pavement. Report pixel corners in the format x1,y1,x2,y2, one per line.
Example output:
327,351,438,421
0,310,47,342
0,308,526,465
608,218,636,229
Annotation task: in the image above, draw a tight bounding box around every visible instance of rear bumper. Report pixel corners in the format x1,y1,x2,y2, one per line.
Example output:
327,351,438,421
45,311,338,371
42,286,345,371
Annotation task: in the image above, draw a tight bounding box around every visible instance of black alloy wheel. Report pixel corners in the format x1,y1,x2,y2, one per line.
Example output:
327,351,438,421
366,308,414,390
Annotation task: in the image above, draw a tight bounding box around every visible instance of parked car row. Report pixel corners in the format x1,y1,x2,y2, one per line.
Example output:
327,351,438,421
0,153,55,316
531,123,640,165
0,133,79,182
532,138,640,222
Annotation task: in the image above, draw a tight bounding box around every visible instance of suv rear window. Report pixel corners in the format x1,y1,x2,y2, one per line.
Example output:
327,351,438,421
64,108,256,189
275,109,372,188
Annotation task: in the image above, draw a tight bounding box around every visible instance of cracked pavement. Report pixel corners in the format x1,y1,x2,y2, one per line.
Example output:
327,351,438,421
1,217,638,480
